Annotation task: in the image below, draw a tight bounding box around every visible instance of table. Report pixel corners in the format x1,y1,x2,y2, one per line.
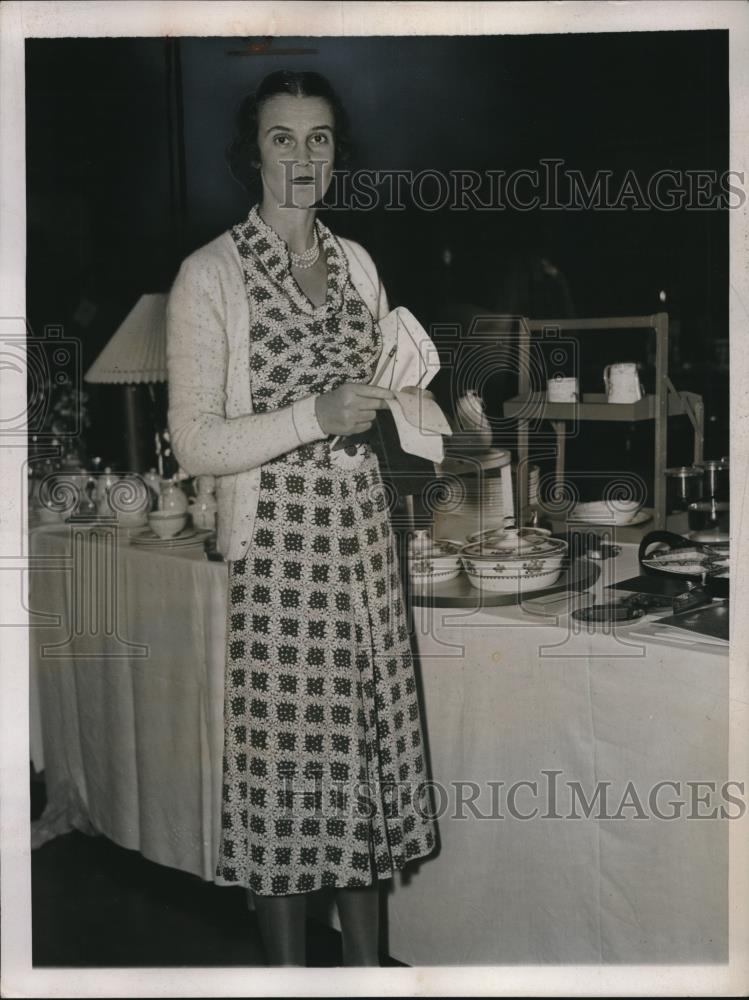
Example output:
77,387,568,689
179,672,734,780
30,526,728,964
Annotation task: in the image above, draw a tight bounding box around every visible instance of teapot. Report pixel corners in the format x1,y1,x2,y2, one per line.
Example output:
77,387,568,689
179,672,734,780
188,475,217,531
158,478,189,515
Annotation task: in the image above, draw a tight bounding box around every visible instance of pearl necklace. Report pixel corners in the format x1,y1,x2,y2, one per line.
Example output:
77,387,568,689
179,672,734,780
289,230,320,270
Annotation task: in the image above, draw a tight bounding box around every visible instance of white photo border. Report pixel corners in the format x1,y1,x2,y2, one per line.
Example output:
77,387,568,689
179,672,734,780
1,2,747,997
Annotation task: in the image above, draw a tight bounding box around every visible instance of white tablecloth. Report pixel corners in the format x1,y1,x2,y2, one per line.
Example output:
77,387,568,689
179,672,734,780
30,527,728,964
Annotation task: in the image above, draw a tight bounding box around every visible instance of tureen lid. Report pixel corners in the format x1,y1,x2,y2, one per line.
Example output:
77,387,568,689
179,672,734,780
461,528,567,560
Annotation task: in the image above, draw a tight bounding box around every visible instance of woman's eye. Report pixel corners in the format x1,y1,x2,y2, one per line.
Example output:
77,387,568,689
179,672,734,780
310,133,330,145
272,135,291,146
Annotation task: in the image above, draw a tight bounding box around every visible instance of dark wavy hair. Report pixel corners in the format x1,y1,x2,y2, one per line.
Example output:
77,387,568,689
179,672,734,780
226,70,353,193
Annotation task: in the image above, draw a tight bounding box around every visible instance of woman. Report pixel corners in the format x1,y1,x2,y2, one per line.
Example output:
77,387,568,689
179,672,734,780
166,70,437,966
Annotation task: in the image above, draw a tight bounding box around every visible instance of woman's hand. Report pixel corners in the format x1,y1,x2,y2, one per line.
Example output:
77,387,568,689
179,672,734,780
314,383,396,436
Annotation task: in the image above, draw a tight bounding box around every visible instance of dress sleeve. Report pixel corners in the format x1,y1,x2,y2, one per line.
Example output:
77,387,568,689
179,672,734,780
166,254,327,477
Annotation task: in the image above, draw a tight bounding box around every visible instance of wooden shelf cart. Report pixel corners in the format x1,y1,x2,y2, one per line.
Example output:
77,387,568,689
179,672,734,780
503,313,704,533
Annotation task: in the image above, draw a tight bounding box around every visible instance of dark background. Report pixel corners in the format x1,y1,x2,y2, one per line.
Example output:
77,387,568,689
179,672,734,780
25,31,730,488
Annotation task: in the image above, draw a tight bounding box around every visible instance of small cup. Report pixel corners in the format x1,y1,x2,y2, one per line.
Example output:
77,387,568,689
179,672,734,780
547,376,579,403
604,362,643,403
148,511,187,539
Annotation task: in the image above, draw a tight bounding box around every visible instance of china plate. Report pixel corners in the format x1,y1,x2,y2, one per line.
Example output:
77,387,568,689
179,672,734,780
567,510,652,527
641,557,729,578
63,515,116,524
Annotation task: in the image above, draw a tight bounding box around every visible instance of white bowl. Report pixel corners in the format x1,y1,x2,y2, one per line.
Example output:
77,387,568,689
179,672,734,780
459,529,567,593
148,511,187,539
571,500,641,523
409,536,463,586
462,561,563,593
409,553,463,586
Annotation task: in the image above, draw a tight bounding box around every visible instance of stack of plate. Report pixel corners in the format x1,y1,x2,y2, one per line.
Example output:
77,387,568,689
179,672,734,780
437,462,540,515
433,462,542,542
523,465,540,507
129,527,213,551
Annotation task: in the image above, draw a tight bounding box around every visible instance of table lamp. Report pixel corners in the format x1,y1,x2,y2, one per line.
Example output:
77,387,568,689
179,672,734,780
84,293,168,472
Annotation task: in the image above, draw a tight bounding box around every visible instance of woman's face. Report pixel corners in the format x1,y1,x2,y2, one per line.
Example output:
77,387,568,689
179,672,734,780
256,94,336,209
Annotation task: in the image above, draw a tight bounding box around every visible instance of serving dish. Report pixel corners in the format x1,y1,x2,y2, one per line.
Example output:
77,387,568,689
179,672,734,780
638,530,729,602
408,534,464,586
459,528,568,593
641,548,729,578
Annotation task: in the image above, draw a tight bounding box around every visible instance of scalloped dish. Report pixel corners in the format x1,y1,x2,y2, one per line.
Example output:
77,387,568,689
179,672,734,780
642,548,729,578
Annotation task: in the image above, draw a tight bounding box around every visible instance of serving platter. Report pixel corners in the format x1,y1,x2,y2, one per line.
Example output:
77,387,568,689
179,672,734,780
641,552,729,578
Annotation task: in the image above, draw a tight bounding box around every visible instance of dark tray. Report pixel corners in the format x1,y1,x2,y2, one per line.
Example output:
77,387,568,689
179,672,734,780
410,558,600,608
607,574,693,599
653,602,729,644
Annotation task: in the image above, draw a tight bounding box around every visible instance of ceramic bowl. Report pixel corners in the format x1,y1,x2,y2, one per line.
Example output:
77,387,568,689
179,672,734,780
408,536,463,586
148,511,187,539
409,552,463,586
459,529,567,593
570,500,641,523
461,562,563,593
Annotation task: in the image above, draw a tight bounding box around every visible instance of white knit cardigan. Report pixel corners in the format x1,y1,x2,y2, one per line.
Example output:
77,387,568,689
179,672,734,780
166,228,389,562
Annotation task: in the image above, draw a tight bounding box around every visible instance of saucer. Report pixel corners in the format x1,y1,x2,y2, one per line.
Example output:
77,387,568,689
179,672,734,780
130,527,206,547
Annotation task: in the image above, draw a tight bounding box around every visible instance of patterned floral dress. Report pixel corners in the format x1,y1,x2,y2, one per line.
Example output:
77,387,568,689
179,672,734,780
216,206,437,896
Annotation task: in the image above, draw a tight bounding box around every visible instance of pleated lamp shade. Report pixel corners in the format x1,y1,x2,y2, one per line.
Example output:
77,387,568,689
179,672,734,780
85,294,167,384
